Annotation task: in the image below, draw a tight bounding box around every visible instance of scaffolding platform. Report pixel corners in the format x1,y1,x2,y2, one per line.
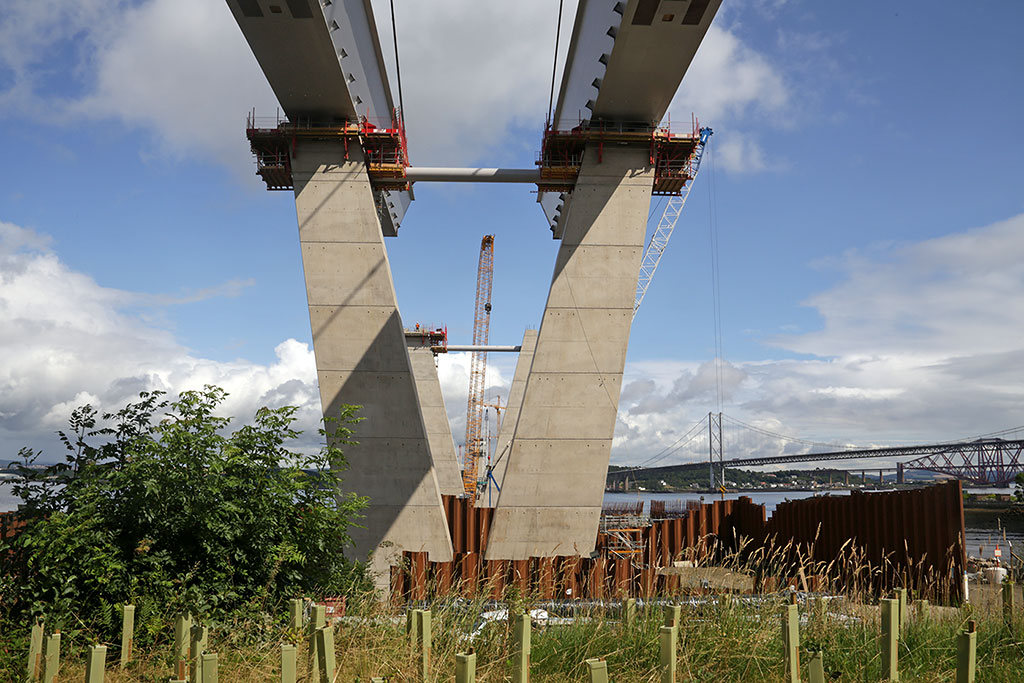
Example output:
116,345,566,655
245,111,410,193
537,119,702,196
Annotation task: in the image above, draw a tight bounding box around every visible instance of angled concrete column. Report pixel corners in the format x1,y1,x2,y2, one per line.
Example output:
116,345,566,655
292,140,453,574
478,329,538,507
406,333,465,496
486,145,653,559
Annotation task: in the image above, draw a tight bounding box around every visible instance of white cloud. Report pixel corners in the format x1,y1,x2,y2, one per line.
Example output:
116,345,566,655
673,25,788,124
611,213,1024,468
668,23,790,174
436,352,510,448
6,209,1024,476
75,0,278,171
784,214,1024,358
0,221,321,461
0,219,515,462
714,132,769,173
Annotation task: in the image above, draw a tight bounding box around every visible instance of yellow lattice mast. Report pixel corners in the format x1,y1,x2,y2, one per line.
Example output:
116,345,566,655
462,235,495,499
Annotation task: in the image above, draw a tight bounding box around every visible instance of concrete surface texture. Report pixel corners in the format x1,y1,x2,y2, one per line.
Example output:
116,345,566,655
291,140,454,576
478,329,538,507
405,339,465,496
486,144,654,559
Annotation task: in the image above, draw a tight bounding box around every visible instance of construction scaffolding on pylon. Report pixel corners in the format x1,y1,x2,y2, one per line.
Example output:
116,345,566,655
245,109,411,193
462,235,495,499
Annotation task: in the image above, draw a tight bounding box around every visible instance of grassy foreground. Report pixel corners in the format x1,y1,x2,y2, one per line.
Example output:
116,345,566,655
7,587,1023,682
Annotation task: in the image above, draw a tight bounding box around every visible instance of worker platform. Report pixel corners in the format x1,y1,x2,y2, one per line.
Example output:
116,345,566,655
246,111,410,193
538,119,704,195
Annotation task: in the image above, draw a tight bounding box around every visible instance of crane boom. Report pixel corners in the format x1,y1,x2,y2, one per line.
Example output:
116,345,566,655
462,235,495,499
633,127,713,316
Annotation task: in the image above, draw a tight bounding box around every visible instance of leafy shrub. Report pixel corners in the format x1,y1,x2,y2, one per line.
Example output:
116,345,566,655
1,386,367,636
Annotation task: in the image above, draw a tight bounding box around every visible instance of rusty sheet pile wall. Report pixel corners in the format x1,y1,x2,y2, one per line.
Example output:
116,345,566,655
755,480,966,601
393,497,765,601
396,483,966,602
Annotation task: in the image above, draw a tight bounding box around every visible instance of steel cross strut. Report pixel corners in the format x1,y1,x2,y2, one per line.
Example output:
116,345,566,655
611,439,1024,486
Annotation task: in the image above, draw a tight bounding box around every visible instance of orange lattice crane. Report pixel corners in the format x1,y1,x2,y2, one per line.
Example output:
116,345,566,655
462,235,495,499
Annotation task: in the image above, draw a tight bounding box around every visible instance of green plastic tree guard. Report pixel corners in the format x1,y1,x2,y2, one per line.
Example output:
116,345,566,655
807,651,824,683
512,612,531,683
456,651,476,683
190,625,209,683
174,614,193,680
420,610,432,680
660,625,677,683
586,657,609,683
316,625,336,683
85,644,107,683
896,589,907,634
120,605,135,669
624,597,637,629
409,609,421,655
42,631,60,683
956,621,976,683
307,604,326,680
201,653,218,683
281,643,297,683
880,598,899,681
782,603,799,683
289,599,303,631
26,617,44,681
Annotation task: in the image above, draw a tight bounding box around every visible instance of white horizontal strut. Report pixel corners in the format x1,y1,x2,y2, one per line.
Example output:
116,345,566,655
405,168,541,183
436,345,522,352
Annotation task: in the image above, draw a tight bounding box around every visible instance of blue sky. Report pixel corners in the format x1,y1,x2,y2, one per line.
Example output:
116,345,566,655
2,0,1023,468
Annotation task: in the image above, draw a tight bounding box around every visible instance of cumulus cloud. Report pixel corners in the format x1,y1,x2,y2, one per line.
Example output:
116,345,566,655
0,221,321,461
75,0,278,170
663,22,790,173
611,213,1024,468
673,25,788,124
784,214,1024,358
0,219,515,462
436,352,510,449
714,133,769,173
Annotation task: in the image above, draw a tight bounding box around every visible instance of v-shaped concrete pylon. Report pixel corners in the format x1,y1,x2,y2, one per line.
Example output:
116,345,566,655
486,144,654,559
292,139,454,579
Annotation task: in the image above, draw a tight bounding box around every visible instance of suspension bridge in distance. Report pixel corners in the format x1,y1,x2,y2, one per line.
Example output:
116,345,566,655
607,434,1024,487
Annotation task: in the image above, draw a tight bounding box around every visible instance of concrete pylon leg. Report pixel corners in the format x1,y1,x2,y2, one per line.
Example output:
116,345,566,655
406,340,465,496
292,141,454,576
478,329,538,508
486,145,654,559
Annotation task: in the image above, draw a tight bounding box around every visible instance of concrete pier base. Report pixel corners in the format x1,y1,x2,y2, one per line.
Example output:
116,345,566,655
292,141,453,576
486,145,653,559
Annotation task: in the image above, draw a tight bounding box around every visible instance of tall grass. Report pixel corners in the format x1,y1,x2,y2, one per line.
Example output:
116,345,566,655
4,546,1021,682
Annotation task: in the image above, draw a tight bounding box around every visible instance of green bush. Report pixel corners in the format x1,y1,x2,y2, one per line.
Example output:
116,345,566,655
0,386,368,637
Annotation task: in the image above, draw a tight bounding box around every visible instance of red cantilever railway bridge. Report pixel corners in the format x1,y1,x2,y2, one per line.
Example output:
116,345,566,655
608,438,1024,486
